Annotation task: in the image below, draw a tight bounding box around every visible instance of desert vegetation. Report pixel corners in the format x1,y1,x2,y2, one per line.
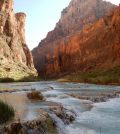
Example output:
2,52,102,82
58,68,120,85
0,100,14,124
0,78,15,83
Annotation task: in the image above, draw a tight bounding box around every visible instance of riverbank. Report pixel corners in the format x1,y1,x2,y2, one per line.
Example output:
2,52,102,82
57,68,120,85
0,76,41,83
0,104,76,134
1,68,120,86
0,109,57,134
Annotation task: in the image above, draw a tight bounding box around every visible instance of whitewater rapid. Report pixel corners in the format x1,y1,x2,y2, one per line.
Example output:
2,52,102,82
0,81,120,134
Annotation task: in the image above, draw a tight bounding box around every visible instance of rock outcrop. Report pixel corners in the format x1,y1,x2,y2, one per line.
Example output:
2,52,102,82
0,109,56,134
0,0,37,80
69,90,120,103
32,0,116,78
50,105,76,125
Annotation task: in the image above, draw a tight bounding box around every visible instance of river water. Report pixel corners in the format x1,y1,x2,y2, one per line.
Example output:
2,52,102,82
0,81,120,134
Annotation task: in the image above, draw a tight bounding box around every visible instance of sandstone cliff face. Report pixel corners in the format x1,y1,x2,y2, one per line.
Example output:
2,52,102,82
0,0,37,80
43,6,120,77
32,0,116,78
36,0,115,45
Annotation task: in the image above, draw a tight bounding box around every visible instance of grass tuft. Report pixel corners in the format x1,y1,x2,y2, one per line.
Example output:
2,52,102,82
0,100,15,124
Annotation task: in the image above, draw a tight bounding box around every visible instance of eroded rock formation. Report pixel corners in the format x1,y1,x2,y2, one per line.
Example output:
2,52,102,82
32,0,116,78
0,0,37,80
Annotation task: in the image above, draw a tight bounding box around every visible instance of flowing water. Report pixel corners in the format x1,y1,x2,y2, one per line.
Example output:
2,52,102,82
0,81,120,134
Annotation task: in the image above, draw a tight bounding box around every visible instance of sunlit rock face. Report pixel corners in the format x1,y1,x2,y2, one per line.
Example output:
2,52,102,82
35,0,116,45
0,0,37,80
32,0,116,78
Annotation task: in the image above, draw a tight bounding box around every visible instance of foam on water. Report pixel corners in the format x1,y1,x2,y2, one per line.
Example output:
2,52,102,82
0,82,120,134
66,98,120,134
50,113,66,134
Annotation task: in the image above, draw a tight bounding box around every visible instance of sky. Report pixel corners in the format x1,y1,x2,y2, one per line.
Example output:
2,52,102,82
14,0,120,50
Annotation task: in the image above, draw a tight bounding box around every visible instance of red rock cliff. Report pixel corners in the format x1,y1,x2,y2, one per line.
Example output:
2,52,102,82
32,0,116,78
0,0,37,80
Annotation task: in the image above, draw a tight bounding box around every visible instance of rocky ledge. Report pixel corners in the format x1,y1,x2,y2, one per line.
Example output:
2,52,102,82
50,105,76,125
69,90,120,103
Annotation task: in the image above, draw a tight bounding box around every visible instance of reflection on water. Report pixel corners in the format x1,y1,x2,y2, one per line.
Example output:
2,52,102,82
0,82,120,134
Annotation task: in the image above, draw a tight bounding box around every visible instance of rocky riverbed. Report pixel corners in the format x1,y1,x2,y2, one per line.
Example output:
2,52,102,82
0,104,76,134
69,90,120,103
0,109,56,134
0,81,120,134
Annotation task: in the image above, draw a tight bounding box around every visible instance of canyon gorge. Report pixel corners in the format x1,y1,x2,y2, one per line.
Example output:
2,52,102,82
32,0,119,79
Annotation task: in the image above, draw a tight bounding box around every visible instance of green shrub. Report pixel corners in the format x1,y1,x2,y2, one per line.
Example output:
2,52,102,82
61,68,120,85
0,100,15,124
0,78,15,83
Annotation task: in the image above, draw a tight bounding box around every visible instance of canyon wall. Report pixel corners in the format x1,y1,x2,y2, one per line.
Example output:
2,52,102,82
0,0,37,80
32,0,117,78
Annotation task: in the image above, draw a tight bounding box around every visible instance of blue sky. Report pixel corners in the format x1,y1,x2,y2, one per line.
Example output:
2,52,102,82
14,0,119,50
14,0,71,49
